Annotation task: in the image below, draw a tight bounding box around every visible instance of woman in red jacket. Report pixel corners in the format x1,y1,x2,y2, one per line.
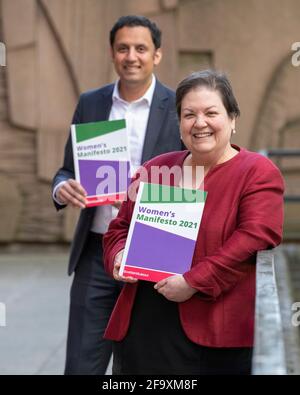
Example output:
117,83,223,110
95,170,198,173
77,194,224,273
103,69,284,374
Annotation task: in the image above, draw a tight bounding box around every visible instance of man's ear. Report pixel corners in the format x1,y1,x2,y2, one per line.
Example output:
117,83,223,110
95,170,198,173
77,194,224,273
154,48,162,67
110,46,115,61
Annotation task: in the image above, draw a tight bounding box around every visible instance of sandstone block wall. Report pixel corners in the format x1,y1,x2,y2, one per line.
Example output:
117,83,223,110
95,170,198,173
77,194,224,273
0,0,299,243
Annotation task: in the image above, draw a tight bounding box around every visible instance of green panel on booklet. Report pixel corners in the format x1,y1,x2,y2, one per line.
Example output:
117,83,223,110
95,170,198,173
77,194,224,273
140,183,206,203
75,119,126,143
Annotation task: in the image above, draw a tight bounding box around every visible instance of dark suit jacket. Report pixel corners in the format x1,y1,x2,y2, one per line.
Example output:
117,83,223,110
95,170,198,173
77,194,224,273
52,80,181,274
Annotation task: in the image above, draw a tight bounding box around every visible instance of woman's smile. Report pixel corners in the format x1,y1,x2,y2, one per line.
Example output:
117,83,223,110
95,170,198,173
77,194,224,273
191,131,213,139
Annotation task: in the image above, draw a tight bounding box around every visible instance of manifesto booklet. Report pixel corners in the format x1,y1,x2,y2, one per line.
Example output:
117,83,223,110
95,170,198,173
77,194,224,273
120,182,207,282
71,119,131,207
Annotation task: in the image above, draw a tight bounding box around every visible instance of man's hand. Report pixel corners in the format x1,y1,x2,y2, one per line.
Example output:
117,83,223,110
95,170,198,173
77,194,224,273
154,275,197,302
56,179,87,209
113,250,138,283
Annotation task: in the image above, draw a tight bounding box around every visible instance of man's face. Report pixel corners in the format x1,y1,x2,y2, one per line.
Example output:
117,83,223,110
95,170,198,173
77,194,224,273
111,26,162,87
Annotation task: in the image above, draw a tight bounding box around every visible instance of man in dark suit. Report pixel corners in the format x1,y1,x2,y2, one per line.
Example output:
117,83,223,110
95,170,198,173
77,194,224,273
52,15,181,375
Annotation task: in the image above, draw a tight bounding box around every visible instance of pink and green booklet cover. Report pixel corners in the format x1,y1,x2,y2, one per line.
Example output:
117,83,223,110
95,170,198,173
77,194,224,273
120,182,207,283
71,119,131,207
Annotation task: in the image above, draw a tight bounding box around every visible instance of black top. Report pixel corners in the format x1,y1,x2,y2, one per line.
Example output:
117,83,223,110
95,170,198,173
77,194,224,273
113,281,252,375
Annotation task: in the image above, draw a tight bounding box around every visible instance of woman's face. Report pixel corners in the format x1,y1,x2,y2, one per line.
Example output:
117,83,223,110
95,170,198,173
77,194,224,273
180,87,235,162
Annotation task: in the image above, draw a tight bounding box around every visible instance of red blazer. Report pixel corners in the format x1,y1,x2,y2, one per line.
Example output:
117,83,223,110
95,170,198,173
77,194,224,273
103,147,284,347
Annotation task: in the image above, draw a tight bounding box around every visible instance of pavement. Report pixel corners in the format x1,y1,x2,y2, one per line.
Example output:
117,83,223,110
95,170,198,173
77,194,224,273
0,245,112,375
1,244,299,375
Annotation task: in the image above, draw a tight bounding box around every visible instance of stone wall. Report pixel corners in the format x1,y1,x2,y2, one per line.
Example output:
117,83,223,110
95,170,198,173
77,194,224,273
0,0,299,243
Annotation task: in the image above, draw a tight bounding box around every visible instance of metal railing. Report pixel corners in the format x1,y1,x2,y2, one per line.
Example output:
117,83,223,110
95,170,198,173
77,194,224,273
259,149,300,202
252,250,287,374
253,248,300,375
259,149,300,158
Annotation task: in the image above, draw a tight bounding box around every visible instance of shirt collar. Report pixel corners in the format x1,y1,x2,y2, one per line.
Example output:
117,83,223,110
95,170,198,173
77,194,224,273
112,75,156,106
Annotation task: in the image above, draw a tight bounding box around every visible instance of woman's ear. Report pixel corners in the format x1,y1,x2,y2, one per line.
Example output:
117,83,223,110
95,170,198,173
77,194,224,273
154,48,162,67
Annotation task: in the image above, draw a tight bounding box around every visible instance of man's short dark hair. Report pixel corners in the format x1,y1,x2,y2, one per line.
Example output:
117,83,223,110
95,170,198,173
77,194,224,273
176,69,241,119
110,15,162,49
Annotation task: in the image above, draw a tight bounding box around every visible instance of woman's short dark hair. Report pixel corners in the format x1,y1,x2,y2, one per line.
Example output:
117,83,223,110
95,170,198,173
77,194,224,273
110,15,162,49
176,69,240,119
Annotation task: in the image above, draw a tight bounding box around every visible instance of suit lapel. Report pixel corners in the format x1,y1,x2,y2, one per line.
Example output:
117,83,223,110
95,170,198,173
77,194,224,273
141,80,168,163
95,85,114,121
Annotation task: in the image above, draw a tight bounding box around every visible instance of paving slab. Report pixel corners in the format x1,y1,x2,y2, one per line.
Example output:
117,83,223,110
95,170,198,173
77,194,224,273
0,249,71,375
0,246,113,375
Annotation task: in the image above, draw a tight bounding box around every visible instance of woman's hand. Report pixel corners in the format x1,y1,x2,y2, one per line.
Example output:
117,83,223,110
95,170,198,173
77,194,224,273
113,250,138,283
154,275,197,302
